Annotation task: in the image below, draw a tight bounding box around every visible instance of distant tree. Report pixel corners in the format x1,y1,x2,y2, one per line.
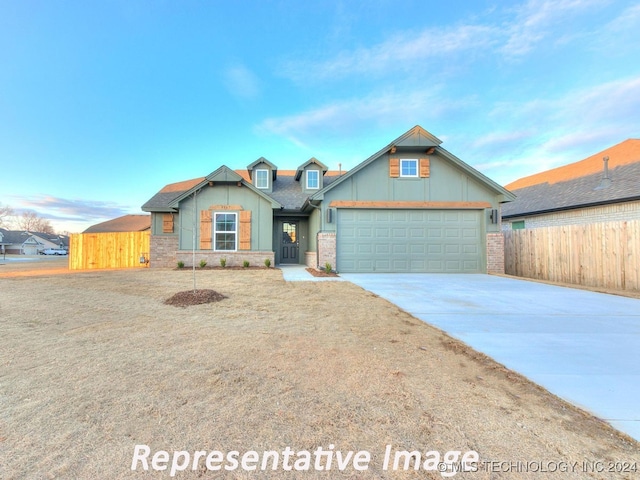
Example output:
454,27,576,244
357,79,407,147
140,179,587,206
18,211,55,234
0,203,14,228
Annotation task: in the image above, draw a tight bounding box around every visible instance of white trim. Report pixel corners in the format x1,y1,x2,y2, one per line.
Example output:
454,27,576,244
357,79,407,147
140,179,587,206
400,159,419,177
306,170,319,189
255,169,269,189
213,212,238,252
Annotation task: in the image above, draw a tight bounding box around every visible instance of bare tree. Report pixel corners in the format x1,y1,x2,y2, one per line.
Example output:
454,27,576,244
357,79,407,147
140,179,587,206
0,203,14,228
17,211,55,234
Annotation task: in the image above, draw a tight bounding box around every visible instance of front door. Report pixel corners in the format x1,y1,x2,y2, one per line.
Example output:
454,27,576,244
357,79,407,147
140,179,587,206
280,221,299,264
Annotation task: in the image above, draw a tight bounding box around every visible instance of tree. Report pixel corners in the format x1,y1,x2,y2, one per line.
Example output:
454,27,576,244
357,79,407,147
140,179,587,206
17,211,55,234
0,203,14,228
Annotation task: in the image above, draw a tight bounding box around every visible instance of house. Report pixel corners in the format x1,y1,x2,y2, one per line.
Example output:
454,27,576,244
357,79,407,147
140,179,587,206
502,139,640,229
142,126,515,273
83,214,151,233
0,228,69,255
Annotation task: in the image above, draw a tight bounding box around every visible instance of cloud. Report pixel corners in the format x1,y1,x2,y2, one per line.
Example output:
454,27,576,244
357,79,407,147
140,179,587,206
280,24,499,83
223,64,260,99
14,195,135,222
256,88,477,146
500,0,607,57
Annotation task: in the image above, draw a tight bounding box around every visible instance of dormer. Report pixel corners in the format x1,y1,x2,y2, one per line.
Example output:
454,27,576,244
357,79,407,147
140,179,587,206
246,157,278,193
295,158,328,194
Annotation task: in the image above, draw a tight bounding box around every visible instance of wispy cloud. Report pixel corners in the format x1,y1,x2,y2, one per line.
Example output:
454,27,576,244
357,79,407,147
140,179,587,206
280,24,498,83
14,195,135,222
500,0,608,57
223,64,261,99
257,88,477,146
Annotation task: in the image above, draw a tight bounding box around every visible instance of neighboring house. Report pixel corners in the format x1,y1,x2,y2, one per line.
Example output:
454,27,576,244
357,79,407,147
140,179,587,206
142,126,515,273
0,228,69,255
83,214,151,233
502,139,640,229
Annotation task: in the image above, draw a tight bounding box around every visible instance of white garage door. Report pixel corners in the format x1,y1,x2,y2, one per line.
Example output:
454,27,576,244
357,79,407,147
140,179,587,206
336,209,484,273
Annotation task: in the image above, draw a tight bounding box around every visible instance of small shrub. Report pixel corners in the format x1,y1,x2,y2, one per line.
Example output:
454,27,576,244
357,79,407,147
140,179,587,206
177,261,185,269
243,260,250,268
324,262,332,274
220,258,226,268
264,258,271,268
199,259,207,268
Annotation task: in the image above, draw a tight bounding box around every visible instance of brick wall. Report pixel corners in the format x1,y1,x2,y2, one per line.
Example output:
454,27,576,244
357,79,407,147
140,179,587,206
486,233,505,274
175,250,274,268
150,235,179,268
317,231,336,271
304,251,317,268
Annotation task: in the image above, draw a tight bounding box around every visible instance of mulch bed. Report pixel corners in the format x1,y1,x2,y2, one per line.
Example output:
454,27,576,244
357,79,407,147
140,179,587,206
164,289,227,307
305,267,339,277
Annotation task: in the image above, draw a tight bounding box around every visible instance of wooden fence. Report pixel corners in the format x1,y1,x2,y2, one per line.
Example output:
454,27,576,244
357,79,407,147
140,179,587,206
69,231,151,270
504,220,640,291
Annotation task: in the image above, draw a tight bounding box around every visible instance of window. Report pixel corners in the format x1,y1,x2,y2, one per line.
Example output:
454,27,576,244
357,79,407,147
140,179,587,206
255,169,269,189
306,170,319,189
511,220,525,230
400,159,418,177
214,212,237,251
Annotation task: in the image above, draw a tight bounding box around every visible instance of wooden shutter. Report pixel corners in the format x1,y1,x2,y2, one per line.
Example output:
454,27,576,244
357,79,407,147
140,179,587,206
419,158,430,178
162,213,173,233
389,158,399,178
239,210,251,250
200,210,212,249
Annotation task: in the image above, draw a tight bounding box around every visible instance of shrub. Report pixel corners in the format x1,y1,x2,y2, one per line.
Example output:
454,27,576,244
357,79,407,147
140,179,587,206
199,259,207,268
220,258,226,268
264,258,271,268
243,260,250,268
177,261,185,269
324,262,332,274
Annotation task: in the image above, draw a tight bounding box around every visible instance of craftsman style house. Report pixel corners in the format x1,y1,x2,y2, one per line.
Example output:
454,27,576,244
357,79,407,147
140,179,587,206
142,126,515,273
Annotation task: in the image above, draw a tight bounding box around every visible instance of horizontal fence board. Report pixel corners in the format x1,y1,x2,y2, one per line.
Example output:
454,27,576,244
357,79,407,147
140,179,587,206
504,220,640,291
69,231,150,270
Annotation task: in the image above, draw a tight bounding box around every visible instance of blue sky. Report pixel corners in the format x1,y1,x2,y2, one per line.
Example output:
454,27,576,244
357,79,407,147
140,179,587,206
1,0,639,233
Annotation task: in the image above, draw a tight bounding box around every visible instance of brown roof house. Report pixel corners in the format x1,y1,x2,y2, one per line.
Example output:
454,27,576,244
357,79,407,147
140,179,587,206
502,139,640,229
83,214,151,233
142,126,515,273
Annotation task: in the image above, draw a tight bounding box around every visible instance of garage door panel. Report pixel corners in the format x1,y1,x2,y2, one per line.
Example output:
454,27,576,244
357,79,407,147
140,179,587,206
337,209,484,273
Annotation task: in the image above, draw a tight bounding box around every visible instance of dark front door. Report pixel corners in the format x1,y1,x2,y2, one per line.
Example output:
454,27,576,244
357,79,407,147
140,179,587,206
280,221,299,264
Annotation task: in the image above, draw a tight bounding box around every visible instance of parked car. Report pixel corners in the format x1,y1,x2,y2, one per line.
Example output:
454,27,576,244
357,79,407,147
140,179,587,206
40,248,68,255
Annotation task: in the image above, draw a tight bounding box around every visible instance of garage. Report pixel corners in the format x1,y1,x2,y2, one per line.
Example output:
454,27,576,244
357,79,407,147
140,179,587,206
336,209,484,273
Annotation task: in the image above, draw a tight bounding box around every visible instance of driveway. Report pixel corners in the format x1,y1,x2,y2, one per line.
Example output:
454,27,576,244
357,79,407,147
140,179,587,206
341,273,640,442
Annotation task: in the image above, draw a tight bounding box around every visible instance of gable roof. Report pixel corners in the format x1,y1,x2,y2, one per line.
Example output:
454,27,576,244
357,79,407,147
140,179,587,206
502,139,640,218
246,157,278,180
294,157,328,180
309,125,515,203
83,214,151,233
0,229,69,247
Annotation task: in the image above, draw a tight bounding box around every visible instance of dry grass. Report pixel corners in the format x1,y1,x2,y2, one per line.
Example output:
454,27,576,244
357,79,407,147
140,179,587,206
1,263,639,479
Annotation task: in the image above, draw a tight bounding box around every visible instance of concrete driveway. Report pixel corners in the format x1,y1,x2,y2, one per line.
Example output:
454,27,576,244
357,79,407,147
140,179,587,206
341,273,640,442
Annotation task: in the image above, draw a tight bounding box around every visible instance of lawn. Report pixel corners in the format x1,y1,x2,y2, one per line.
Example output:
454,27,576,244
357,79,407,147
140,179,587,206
1,264,638,479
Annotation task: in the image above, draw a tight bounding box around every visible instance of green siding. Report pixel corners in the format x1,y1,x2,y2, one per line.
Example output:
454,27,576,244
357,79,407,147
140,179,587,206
177,184,273,251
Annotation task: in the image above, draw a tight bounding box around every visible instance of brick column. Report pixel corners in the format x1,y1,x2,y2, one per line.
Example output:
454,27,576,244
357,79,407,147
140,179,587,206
317,232,336,271
486,233,505,274
150,235,179,268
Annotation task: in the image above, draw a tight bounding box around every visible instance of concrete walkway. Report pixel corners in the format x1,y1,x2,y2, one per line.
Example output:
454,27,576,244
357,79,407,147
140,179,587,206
341,273,640,442
279,265,346,282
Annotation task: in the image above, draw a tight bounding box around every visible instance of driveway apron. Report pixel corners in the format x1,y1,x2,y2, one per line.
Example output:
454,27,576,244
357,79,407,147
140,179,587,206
341,273,640,442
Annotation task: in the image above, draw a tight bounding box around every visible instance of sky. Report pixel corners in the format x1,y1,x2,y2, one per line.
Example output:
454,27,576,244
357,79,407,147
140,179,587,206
1,0,639,233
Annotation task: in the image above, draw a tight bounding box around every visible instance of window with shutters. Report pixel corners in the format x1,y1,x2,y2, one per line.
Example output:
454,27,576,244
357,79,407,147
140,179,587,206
400,159,418,177
214,212,237,251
